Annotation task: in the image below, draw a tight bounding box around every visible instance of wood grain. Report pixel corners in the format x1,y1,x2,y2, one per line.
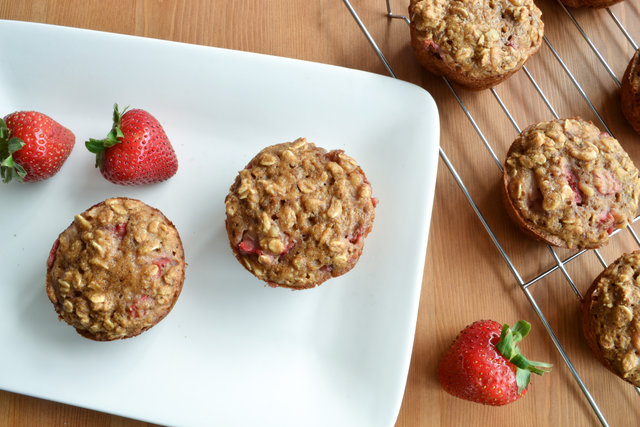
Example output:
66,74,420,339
1,0,640,425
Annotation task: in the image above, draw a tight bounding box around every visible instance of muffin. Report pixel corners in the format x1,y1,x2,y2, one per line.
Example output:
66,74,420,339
502,118,640,249
621,48,640,135
46,197,185,341
582,251,640,387
224,138,376,289
408,0,544,90
559,0,622,8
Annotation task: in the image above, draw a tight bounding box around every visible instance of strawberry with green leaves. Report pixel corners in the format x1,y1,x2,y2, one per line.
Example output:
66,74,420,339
0,111,75,183
438,320,552,406
86,104,178,185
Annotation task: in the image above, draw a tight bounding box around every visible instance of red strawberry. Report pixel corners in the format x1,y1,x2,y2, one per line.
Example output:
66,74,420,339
597,210,615,234
238,233,264,255
153,257,173,277
128,294,152,319
563,166,583,205
438,320,552,406
0,111,75,183
85,104,178,185
113,221,128,238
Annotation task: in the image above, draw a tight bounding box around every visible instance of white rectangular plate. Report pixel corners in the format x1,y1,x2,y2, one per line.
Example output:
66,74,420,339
0,20,439,427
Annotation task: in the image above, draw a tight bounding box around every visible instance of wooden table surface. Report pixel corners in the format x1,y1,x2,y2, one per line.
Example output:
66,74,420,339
1,0,640,425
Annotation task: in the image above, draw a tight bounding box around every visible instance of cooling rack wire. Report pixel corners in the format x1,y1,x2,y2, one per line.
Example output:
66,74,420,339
341,1,639,425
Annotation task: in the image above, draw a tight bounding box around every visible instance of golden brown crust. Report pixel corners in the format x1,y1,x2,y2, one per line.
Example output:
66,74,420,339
501,173,565,247
582,251,640,387
46,197,185,341
502,118,640,249
582,270,616,377
559,0,622,8
224,138,376,289
621,49,640,135
408,0,544,90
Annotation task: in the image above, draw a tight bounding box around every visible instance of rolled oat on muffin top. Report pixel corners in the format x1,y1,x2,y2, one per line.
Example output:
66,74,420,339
502,118,640,249
408,0,544,90
582,250,640,387
46,197,185,341
224,138,376,289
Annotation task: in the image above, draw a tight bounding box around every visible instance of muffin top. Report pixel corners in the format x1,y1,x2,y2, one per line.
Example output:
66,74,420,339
46,197,185,341
584,251,640,386
409,0,544,79
225,138,376,289
503,118,640,249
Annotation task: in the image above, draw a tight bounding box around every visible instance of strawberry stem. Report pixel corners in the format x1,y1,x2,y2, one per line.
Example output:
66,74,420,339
85,103,129,169
0,118,27,183
496,320,553,394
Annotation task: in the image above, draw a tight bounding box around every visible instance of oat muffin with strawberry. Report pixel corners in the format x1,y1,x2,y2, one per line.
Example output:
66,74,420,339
583,250,640,387
225,138,376,289
408,0,544,90
503,118,640,249
46,197,185,341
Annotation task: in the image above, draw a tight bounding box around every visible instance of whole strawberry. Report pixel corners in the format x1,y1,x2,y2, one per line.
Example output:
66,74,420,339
0,111,75,183
438,320,551,406
85,104,178,185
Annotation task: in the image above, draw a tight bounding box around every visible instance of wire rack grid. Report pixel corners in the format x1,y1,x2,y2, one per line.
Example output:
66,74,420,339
342,1,639,426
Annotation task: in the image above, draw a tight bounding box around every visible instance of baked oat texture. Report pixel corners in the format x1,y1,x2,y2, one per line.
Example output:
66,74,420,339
46,197,185,341
559,0,622,8
502,118,640,249
225,138,376,289
621,48,640,135
583,250,640,387
408,0,544,90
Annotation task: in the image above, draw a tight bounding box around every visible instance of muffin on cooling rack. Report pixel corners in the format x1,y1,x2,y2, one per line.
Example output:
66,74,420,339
502,118,640,249
582,250,640,387
621,48,640,135
559,0,622,8
46,197,185,341
408,0,544,90
225,138,376,289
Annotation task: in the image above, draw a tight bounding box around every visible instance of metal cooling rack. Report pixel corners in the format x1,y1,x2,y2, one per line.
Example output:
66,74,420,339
341,1,639,425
